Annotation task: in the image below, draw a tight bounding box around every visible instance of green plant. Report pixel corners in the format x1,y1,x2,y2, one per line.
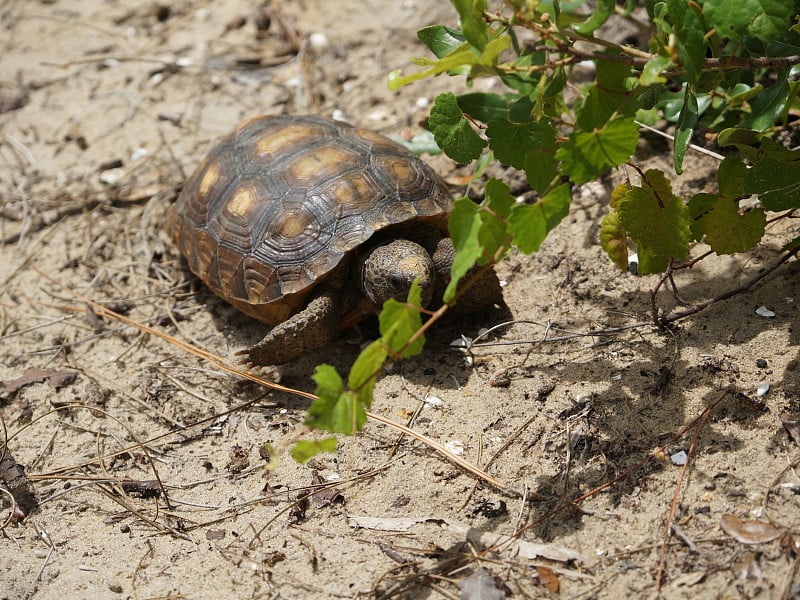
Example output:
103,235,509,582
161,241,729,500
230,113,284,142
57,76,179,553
294,0,800,460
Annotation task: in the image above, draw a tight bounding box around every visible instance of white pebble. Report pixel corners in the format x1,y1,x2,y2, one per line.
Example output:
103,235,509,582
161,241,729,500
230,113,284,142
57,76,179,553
445,440,464,455
755,306,776,317
423,395,443,407
415,97,429,108
671,450,688,466
131,147,148,161
756,382,770,397
308,32,329,51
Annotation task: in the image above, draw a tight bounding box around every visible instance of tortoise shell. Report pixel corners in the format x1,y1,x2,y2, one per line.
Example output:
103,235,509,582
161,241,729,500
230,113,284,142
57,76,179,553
169,114,453,325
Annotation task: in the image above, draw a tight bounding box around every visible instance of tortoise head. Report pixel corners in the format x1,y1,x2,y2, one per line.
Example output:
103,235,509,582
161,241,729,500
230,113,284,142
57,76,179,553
356,239,436,310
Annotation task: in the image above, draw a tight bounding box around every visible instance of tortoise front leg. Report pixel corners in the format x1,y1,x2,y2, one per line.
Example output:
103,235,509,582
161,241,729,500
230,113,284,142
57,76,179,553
238,288,345,366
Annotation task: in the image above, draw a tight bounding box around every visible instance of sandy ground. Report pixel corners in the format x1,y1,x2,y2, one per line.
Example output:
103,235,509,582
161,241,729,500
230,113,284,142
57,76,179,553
1,1,799,598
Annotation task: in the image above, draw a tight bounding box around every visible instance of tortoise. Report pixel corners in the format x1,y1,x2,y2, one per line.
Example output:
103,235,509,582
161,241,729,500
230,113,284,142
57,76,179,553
168,114,504,365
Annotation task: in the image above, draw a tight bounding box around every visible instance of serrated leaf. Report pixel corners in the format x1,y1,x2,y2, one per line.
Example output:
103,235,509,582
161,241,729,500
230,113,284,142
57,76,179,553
379,280,425,359
574,0,615,34
445,186,511,302
306,365,366,434
291,437,338,464
576,56,636,130
484,177,515,218
486,119,556,170
617,169,691,274
701,197,767,254
524,147,559,194
640,55,672,85
477,180,514,257
453,0,488,50
429,92,487,163
348,339,386,405
744,156,800,211
556,118,639,185
701,0,796,43
718,156,748,198
417,25,466,58
446,198,483,303
600,210,630,270
688,192,718,241
508,183,571,253
457,92,510,123
610,182,629,210
674,85,699,174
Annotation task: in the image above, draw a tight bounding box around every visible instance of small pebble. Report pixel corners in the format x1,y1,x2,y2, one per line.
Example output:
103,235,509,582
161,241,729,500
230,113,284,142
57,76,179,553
756,382,770,397
671,450,688,466
445,440,464,455
308,32,329,51
423,395,443,407
130,147,148,161
756,358,767,368
755,306,776,317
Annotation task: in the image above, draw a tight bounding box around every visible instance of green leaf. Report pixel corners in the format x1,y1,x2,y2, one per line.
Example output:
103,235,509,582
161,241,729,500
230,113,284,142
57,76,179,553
688,192,718,241
667,0,706,86
387,46,480,90
718,156,748,199
508,183,571,253
379,280,425,359
574,0,615,35
674,85,699,174
445,184,512,302
744,156,800,211
428,92,487,163
617,169,692,274
417,25,466,58
453,0,488,50
306,365,367,434
739,69,790,132
486,118,556,171
524,146,559,195
639,55,672,86
457,92,510,123
701,197,767,254
600,210,630,270
291,437,338,464
576,55,637,131
446,198,483,303
348,339,386,406
701,0,796,43
556,118,639,185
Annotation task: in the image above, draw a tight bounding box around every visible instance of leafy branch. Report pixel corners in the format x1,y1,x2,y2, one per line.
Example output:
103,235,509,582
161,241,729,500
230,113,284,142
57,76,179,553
298,0,800,461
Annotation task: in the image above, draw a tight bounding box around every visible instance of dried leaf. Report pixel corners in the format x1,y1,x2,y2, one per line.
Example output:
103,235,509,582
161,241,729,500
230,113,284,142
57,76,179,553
720,514,782,544
3,368,77,393
460,568,505,600
537,566,560,593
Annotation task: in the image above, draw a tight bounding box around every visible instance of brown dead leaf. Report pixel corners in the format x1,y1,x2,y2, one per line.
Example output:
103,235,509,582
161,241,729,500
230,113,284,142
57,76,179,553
3,368,77,393
720,514,782,544
537,565,560,593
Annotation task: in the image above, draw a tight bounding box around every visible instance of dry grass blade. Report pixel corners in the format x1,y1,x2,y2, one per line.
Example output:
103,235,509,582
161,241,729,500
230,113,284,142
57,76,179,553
32,267,504,489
